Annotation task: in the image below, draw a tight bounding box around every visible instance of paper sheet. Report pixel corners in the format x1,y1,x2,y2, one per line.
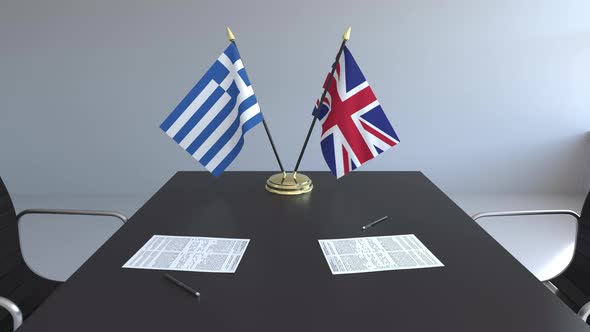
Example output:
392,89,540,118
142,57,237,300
318,234,443,275
123,235,250,273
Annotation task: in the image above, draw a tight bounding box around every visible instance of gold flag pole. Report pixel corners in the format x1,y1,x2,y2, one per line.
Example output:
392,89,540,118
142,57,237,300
266,26,351,195
226,27,287,178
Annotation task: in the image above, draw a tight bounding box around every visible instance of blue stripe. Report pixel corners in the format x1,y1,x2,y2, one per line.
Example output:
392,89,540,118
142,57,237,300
238,68,250,86
199,96,259,165
242,112,262,133
214,113,261,172
211,137,244,177
185,82,240,154
224,43,241,64
161,61,229,132
238,95,257,114
172,86,225,143
199,113,241,165
202,110,261,166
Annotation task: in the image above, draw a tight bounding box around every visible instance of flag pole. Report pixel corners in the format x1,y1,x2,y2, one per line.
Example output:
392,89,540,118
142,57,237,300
226,26,286,174
265,27,349,195
292,26,351,175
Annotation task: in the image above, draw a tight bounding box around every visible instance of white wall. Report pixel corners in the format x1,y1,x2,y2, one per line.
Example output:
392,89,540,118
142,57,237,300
1,0,589,195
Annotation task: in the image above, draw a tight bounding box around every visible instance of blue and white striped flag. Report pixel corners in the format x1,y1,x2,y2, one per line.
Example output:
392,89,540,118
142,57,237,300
160,43,263,176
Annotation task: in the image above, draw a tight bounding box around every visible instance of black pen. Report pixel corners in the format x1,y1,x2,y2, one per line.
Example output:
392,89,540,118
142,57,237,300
362,216,389,230
164,273,200,298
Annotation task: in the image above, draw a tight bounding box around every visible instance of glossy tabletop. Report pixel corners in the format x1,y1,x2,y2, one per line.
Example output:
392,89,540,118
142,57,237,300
17,172,590,331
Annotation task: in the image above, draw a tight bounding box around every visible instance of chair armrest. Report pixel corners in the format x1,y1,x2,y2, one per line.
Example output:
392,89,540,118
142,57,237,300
16,209,128,224
0,296,23,331
579,301,590,322
471,209,580,221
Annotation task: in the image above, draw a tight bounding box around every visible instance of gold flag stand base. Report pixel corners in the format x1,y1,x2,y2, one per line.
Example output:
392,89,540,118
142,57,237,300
265,172,313,195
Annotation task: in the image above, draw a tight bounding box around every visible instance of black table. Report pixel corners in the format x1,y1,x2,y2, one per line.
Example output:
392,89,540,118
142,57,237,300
18,172,590,331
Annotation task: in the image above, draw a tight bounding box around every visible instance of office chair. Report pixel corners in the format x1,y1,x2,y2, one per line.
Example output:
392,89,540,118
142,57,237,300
472,191,590,322
0,177,127,331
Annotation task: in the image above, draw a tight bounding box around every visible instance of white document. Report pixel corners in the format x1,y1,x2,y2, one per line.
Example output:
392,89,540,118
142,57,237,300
123,235,250,273
318,234,443,275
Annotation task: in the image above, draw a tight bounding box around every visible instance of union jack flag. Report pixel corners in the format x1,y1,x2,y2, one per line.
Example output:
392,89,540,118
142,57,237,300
314,46,400,178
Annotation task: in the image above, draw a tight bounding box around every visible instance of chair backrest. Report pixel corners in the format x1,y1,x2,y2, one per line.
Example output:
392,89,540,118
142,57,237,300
0,177,59,331
553,190,590,314
0,177,23,331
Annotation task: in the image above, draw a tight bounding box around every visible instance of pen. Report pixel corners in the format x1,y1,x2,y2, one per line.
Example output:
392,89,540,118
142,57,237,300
164,273,200,298
361,216,389,230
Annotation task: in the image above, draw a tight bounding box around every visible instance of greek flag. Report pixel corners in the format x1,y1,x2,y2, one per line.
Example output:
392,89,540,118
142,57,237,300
160,43,263,176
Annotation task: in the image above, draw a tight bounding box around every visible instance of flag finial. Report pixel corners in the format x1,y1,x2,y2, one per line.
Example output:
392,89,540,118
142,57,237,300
226,26,236,42
343,26,351,41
